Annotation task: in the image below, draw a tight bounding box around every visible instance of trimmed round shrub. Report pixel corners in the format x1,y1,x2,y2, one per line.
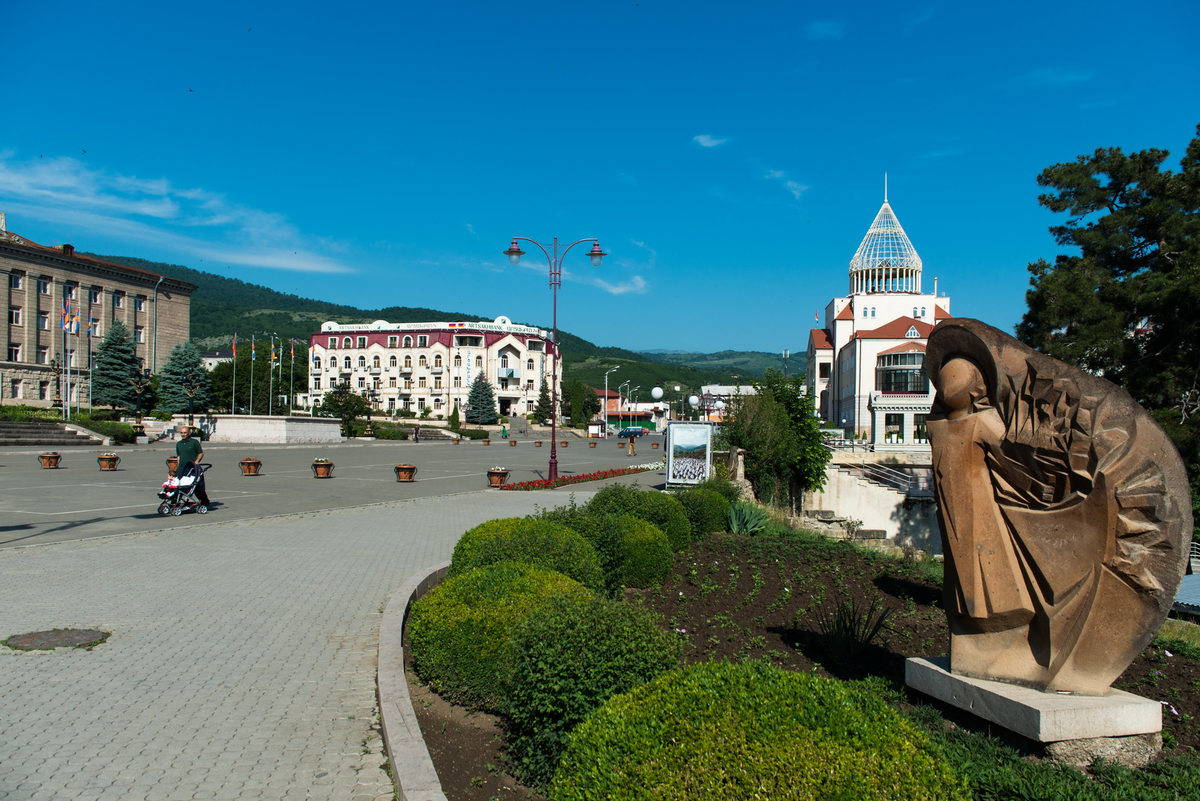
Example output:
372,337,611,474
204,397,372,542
617,516,671,588
448,517,603,591
407,563,589,712
588,484,691,551
695,475,741,504
534,507,626,596
550,661,967,801
503,593,682,786
674,488,730,541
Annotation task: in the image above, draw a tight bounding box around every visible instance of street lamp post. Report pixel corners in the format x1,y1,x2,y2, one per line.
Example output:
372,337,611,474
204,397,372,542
503,236,606,481
603,366,620,437
129,368,151,436
618,380,630,429
181,370,202,427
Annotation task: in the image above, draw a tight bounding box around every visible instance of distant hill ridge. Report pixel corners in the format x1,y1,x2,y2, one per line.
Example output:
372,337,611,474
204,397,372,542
90,254,754,388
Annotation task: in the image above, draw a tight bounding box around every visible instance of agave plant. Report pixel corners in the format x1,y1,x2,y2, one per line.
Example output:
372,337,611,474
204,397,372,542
727,502,769,535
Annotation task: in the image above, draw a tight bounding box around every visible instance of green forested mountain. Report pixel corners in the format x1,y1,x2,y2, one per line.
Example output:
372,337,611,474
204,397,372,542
90,254,753,390
640,349,801,378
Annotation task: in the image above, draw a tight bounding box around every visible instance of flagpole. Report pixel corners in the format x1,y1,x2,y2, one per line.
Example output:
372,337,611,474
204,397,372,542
250,335,256,415
232,334,238,415
289,339,295,416
268,335,274,417
88,316,93,411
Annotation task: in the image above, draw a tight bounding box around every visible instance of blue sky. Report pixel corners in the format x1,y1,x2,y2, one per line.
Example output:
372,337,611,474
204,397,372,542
1,0,1196,354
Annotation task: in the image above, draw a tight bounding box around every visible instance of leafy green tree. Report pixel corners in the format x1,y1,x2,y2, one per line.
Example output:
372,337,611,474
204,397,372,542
533,380,554,423
315,379,370,432
1018,126,1200,541
448,404,461,431
91,320,140,410
465,373,498,425
155,343,213,415
563,379,600,428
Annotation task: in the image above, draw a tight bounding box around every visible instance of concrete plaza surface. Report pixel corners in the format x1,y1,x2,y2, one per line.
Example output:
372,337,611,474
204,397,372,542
0,487,617,800
0,436,662,549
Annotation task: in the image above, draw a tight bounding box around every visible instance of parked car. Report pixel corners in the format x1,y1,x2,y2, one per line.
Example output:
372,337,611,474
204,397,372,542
618,426,648,438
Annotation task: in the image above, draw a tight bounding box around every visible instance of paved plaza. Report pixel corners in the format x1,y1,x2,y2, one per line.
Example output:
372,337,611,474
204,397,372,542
0,447,662,800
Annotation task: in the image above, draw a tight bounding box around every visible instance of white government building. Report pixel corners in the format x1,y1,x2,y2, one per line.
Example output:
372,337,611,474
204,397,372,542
307,316,554,418
805,198,952,449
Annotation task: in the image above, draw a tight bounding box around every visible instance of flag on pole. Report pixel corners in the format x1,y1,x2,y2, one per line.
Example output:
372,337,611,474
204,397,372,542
232,333,237,358
252,339,256,361
87,315,94,338
72,309,80,335
61,297,70,331
290,338,294,361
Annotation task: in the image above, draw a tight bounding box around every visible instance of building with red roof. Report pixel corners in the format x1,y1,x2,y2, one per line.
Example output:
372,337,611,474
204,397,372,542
805,198,951,448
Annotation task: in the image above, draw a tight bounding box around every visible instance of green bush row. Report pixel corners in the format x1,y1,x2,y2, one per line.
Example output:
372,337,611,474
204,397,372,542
551,662,968,801
456,428,490,440
448,518,604,591
72,415,138,444
588,484,692,551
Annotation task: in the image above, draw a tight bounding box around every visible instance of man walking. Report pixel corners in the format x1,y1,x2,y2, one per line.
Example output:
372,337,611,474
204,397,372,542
176,425,211,507
627,428,637,457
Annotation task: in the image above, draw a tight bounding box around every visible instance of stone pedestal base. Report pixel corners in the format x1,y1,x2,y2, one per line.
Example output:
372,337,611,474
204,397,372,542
906,657,1162,767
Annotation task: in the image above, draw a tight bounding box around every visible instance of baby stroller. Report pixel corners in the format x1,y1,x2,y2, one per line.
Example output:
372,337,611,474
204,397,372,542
157,462,212,516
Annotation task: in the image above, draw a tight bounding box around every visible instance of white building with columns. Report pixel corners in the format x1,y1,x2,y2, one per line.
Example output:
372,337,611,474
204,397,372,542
308,316,555,419
805,199,951,449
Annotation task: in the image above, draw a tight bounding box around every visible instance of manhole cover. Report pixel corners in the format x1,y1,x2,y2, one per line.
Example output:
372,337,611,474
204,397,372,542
4,629,109,650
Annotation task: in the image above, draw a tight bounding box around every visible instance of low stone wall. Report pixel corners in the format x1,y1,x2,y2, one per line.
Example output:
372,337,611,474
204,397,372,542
805,466,941,555
176,415,345,444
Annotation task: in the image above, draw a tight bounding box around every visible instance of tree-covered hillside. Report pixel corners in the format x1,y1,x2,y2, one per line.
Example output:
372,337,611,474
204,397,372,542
640,349,800,378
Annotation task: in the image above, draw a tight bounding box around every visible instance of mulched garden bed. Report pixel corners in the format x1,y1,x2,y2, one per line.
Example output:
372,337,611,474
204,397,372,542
406,529,1200,799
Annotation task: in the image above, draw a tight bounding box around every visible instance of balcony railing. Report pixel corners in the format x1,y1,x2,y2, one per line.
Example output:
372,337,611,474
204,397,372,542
498,367,521,380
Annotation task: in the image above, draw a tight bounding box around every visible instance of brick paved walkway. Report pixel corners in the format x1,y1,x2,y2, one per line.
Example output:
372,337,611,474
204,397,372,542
0,489,599,801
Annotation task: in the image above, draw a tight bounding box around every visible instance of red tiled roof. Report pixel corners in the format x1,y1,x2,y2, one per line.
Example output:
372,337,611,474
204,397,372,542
878,341,926,355
854,316,934,339
809,328,832,350
593,388,622,398
835,303,854,320
934,305,952,319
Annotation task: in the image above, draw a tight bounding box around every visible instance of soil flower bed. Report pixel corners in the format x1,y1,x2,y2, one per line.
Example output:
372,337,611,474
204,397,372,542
498,462,664,491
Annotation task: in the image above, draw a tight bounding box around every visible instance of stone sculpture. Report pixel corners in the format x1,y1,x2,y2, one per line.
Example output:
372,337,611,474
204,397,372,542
925,318,1192,696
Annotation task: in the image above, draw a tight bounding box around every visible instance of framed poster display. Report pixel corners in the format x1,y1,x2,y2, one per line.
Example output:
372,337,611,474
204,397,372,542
666,423,713,486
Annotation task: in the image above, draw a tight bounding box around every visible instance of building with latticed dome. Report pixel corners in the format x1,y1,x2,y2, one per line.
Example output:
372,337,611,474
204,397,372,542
805,197,951,449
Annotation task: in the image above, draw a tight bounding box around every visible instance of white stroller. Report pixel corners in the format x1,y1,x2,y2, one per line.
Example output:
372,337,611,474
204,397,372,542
157,462,212,516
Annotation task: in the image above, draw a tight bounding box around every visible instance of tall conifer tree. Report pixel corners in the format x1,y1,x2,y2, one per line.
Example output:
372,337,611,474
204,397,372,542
464,373,498,425
91,320,139,410
156,343,214,414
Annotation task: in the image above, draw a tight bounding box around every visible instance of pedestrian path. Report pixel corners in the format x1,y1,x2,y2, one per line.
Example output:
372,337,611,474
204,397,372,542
0,489,599,801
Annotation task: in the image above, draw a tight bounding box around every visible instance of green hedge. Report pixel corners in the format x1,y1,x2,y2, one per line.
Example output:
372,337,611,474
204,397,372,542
587,484,691,551
456,428,490,440
72,415,137,444
534,506,625,595
674,488,730,541
617,516,672,588
371,423,413,440
694,475,741,504
448,518,604,591
504,593,682,786
408,563,590,712
551,662,967,801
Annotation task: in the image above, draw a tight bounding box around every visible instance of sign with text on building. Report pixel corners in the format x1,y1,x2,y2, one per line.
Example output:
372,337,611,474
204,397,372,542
666,423,713,486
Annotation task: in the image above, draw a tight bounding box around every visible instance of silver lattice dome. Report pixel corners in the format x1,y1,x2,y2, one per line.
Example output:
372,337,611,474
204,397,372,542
848,201,922,294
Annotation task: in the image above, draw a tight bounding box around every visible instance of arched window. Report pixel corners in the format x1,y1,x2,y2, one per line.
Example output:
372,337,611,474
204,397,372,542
475,356,483,368
434,354,443,367
312,356,321,368
913,307,918,318
871,308,876,318
358,356,367,368
454,355,462,367
328,357,336,369
389,355,397,367
373,355,381,368
343,337,352,348
404,355,412,368
862,307,868,318
419,355,427,367
526,359,534,371
402,335,412,348
343,356,352,369
500,355,509,368
921,307,926,317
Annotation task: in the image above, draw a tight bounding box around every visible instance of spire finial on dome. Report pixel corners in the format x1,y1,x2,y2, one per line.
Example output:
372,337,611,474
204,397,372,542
884,172,888,203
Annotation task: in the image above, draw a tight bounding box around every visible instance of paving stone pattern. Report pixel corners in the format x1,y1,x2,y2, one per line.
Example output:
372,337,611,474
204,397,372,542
0,490,596,800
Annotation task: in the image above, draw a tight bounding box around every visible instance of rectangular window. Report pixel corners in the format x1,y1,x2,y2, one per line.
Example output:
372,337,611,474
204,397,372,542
417,398,426,409
10,379,21,398
313,377,321,390
39,381,49,400
434,378,442,389
113,292,124,308
9,273,23,290
134,325,145,343
37,278,50,295
7,345,19,362
389,377,396,388
387,336,398,348
37,347,48,365
89,288,100,304
402,399,412,410
357,336,367,348
418,376,427,388
38,312,49,330
358,377,365,388
453,376,461,388
8,307,19,325
66,284,78,300
454,335,482,348
404,379,413,390
417,335,428,348
89,321,99,337
526,379,534,390
134,296,145,311
819,362,831,379
328,337,337,348
387,398,395,410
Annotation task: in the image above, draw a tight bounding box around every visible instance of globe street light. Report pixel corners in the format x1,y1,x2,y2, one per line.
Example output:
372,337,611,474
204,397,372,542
503,236,606,481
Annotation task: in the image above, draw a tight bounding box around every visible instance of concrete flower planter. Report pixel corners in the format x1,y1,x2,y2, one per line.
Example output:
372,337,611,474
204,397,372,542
535,441,543,447
239,459,263,476
96,454,121,471
560,441,569,447
486,469,509,488
166,456,179,477
311,461,335,478
589,442,596,448
509,440,517,447
394,464,418,482
38,452,62,469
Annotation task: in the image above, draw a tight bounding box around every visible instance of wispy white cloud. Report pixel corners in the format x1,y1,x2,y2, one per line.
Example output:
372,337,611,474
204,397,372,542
804,21,844,39
902,6,935,36
630,239,658,268
587,275,647,295
1020,67,1092,87
0,154,353,274
764,168,808,200
693,134,728,148
463,222,479,239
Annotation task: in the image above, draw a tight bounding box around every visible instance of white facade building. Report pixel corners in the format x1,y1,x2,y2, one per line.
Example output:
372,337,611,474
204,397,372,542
307,316,555,418
805,199,951,449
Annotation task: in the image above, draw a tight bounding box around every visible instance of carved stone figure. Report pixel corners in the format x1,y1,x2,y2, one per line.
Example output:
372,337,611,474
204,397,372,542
925,318,1192,695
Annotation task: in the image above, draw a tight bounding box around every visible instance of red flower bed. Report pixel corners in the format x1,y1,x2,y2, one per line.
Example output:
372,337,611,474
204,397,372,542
499,465,658,491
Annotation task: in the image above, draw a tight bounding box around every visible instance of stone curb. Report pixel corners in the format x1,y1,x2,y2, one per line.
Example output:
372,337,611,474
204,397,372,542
379,560,452,801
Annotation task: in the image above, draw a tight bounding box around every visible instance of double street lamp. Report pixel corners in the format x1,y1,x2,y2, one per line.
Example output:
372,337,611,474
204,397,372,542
503,236,606,481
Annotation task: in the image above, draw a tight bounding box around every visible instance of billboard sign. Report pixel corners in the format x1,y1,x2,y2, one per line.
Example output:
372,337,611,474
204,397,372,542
666,423,713,486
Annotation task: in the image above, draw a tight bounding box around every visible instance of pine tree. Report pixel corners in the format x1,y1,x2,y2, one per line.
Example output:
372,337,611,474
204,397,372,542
91,320,139,410
465,373,498,425
533,380,553,423
156,343,214,414
448,404,461,431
